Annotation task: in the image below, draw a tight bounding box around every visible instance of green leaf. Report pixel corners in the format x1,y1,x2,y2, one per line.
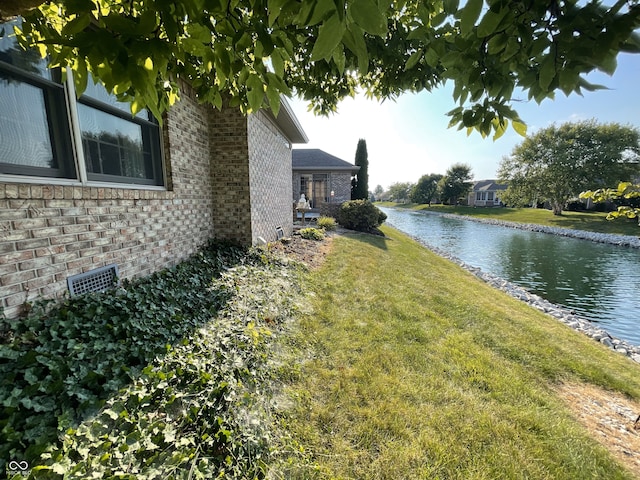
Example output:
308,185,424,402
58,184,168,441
266,84,282,116
349,0,388,36
512,120,527,137
271,49,285,77
476,8,507,37
311,13,346,61
268,0,289,26
404,49,422,70
598,54,617,75
444,0,460,14
61,14,92,35
247,74,265,112
459,0,483,36
309,0,338,26
332,43,346,75
538,56,556,90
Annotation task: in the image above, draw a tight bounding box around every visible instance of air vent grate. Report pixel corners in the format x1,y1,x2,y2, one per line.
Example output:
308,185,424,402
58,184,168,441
275,226,285,240
67,264,119,296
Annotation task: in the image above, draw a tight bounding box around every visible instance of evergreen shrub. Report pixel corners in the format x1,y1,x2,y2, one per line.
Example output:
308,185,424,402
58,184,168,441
336,200,387,232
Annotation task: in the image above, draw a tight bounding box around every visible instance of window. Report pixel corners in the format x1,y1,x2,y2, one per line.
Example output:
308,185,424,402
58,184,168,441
487,191,494,202
0,18,164,186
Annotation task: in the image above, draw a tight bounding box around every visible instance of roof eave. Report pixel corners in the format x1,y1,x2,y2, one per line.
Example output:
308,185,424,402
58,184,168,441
265,97,309,144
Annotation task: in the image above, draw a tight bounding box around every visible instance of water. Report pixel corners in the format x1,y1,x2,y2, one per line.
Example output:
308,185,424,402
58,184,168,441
381,208,640,346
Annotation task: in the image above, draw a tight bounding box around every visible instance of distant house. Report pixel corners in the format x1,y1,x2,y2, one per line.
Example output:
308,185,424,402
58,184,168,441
468,180,508,207
292,149,359,209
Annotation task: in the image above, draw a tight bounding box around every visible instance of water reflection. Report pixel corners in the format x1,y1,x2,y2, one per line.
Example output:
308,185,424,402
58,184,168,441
381,208,640,346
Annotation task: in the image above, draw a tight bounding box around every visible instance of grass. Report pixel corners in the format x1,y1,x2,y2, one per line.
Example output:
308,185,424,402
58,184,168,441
376,202,640,236
277,226,640,479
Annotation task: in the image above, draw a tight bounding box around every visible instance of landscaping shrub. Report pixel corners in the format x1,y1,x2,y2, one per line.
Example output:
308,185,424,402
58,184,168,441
336,199,387,232
299,227,325,240
316,216,337,231
319,202,341,219
0,241,297,477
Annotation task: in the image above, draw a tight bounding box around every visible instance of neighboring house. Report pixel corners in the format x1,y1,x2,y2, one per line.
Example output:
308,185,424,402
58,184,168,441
0,18,307,318
292,149,359,209
468,180,508,207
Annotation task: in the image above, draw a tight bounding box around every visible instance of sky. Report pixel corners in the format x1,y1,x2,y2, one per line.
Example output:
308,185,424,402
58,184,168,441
289,53,640,191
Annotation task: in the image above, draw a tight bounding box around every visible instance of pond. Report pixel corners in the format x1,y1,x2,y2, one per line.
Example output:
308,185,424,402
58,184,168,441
380,207,640,346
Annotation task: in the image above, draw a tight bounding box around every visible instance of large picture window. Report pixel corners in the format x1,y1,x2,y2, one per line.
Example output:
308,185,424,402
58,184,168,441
0,18,164,187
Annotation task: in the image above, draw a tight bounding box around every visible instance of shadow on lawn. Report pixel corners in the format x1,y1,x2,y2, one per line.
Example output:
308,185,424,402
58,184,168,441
0,241,249,471
343,230,389,250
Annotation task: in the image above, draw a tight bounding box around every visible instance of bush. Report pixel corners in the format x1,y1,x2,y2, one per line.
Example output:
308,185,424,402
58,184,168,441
319,202,341,219
336,199,387,232
317,216,337,231
299,227,325,240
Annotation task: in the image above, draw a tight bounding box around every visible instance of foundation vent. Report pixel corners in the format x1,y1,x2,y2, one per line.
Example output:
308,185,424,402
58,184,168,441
67,264,119,296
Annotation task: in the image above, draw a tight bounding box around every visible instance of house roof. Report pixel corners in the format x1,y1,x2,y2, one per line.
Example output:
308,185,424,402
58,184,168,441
292,149,360,172
473,180,508,192
265,97,309,144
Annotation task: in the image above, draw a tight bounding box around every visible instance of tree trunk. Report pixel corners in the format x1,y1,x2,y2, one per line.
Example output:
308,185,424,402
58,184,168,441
551,202,563,215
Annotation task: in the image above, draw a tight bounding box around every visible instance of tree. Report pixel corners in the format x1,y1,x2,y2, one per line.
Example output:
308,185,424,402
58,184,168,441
439,164,473,205
411,173,443,205
352,139,369,200
2,0,639,134
581,182,640,225
498,121,640,215
372,185,384,202
387,182,415,203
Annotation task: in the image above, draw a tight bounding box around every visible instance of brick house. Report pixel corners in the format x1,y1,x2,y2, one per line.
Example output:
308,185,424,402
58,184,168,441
292,149,359,209
0,18,307,318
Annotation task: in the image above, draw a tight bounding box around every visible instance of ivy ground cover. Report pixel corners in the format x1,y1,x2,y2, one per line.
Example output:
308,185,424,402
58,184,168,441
1,242,304,479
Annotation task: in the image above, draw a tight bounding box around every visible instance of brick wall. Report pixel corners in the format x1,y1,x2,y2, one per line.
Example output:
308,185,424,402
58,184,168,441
248,111,294,243
0,84,216,318
329,172,353,203
208,103,253,244
1,85,301,318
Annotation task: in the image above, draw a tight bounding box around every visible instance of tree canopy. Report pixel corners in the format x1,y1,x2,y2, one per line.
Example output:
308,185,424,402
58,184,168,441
439,163,473,205
498,120,640,215
3,0,640,134
411,173,443,204
386,182,415,202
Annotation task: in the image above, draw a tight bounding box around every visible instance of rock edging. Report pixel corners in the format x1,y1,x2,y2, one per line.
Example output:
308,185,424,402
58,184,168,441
386,213,640,363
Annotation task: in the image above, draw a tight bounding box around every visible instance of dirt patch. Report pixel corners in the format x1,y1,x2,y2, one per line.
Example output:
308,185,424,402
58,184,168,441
268,229,338,270
555,382,640,477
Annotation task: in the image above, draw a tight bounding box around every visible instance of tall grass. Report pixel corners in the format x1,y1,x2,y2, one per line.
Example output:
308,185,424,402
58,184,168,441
277,226,640,479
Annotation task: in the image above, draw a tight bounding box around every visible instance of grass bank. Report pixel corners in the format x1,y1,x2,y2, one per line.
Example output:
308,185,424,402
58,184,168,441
277,226,640,479
376,203,640,236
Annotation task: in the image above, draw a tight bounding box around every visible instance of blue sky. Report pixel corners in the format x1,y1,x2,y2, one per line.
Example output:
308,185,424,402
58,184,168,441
289,53,640,191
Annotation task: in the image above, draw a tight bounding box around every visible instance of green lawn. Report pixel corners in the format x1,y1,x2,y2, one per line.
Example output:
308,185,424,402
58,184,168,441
277,226,640,479
376,203,640,236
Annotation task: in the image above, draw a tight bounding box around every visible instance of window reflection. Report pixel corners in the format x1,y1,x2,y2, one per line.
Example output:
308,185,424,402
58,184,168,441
0,74,55,168
78,104,152,180
0,18,51,80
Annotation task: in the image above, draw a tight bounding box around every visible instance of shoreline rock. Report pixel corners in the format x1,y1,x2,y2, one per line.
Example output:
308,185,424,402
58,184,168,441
385,211,640,362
